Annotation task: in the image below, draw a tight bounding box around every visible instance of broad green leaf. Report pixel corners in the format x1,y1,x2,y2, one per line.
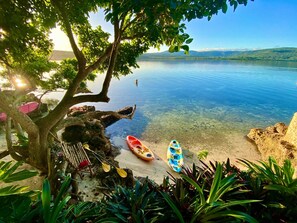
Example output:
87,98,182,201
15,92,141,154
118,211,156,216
185,38,193,44
222,3,228,13
181,45,189,53
4,169,38,183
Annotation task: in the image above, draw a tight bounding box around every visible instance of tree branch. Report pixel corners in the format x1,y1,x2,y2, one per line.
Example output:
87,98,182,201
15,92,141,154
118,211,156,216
0,92,38,135
55,105,136,131
85,44,113,74
100,6,122,100
52,0,86,70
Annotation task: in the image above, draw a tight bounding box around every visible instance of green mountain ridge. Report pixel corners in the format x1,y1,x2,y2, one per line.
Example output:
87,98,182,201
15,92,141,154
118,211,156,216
50,47,297,62
140,47,297,61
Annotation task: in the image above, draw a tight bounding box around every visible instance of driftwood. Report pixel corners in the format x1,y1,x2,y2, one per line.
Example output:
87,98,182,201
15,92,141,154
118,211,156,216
57,105,136,130
101,105,136,127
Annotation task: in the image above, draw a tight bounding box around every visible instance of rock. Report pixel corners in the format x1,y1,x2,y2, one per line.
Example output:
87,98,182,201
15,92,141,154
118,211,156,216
247,114,297,173
275,122,287,135
283,113,297,147
247,128,264,142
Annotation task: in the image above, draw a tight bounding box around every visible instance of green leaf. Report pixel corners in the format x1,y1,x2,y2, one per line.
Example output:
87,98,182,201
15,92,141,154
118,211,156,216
181,45,189,53
181,174,205,204
0,162,23,181
160,192,185,223
53,176,72,210
185,38,193,44
202,210,258,223
207,163,223,203
41,179,51,223
0,185,29,196
51,195,71,222
169,45,176,53
222,3,228,13
4,169,38,183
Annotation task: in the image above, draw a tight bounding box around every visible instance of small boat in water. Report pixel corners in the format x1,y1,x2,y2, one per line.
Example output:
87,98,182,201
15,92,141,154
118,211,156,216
126,135,155,161
167,140,184,172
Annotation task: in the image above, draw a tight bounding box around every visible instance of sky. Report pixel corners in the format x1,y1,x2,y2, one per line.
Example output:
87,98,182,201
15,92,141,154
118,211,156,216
50,0,297,52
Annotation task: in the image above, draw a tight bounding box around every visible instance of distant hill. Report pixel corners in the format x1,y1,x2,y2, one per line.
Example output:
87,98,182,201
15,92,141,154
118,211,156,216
50,48,297,62
50,50,75,61
228,48,297,61
140,47,297,61
141,50,245,59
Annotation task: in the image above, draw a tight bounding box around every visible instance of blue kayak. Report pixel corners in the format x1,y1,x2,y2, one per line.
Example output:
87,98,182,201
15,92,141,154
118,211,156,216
167,140,184,172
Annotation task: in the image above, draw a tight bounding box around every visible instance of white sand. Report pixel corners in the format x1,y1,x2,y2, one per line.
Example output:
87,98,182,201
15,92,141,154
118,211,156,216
112,136,200,184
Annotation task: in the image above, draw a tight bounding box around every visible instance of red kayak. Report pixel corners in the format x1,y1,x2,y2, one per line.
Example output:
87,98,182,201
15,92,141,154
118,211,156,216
0,101,39,122
126,135,154,161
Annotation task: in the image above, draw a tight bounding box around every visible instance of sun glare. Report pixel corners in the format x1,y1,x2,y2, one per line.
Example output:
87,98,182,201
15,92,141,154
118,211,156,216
15,78,26,88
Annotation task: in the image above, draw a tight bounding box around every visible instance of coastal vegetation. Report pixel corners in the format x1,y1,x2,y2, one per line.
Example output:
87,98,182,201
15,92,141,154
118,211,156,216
1,157,297,222
5,0,297,222
0,0,254,180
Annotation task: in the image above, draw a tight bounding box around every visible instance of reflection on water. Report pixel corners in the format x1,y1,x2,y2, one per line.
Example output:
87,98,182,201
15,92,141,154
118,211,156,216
93,60,297,161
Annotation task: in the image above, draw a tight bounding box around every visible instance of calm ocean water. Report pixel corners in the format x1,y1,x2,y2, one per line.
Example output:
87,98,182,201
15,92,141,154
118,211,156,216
87,60,297,161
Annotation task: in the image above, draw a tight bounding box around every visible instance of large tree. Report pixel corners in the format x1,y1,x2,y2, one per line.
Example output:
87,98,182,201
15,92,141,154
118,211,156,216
0,0,253,174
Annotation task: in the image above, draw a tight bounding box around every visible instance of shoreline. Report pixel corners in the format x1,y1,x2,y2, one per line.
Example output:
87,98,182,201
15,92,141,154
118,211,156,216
112,132,261,183
0,129,261,189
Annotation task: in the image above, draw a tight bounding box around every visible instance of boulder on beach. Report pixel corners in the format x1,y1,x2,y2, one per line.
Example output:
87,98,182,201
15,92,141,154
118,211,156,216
247,113,297,171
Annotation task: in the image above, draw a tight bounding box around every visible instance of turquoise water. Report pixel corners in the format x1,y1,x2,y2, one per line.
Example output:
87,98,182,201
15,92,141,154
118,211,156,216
89,60,297,160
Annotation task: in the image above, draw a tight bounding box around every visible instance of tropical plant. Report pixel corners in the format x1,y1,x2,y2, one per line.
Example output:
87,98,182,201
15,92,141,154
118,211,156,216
239,157,297,222
197,149,209,160
0,161,38,196
162,163,259,223
0,161,38,222
103,180,168,222
63,201,113,223
3,175,114,223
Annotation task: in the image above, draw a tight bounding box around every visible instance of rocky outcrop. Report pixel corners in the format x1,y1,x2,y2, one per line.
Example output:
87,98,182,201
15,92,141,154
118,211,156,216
283,113,297,148
247,113,297,169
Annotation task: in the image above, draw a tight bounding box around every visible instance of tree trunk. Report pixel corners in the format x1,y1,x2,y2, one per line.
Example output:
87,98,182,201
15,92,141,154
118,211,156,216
26,128,49,174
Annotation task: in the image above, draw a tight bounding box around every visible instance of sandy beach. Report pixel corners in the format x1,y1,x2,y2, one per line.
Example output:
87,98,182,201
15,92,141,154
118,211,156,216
112,132,260,184
113,137,185,184
0,127,261,193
